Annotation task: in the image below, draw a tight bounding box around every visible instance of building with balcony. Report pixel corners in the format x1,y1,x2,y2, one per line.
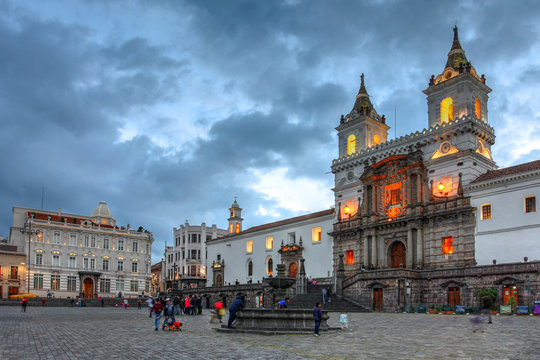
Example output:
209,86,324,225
0,237,27,298
8,202,153,298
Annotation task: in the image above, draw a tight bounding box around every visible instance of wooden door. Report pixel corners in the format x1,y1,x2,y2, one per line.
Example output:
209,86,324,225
503,286,518,305
390,242,406,268
373,288,383,311
83,278,93,298
448,287,460,307
289,263,298,278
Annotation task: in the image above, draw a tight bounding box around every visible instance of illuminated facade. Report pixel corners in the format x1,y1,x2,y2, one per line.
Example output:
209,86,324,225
332,27,496,275
8,202,153,298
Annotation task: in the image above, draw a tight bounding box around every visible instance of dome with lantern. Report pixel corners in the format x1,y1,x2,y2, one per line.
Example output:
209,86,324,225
91,201,116,226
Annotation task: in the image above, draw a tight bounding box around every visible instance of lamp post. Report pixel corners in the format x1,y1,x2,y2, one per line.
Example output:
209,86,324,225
172,264,178,290
20,217,42,293
526,274,531,313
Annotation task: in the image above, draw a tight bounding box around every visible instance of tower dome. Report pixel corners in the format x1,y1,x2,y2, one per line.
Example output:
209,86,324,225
91,201,116,226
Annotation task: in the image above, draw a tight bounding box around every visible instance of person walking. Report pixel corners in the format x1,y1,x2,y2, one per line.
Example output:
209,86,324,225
184,296,191,315
146,296,154,317
152,300,164,331
227,295,245,328
339,311,348,329
313,302,322,336
101,298,104,307
321,287,327,304
173,296,180,315
21,297,28,312
138,299,142,310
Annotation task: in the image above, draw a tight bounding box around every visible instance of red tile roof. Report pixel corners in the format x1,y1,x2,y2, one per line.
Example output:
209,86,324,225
471,159,540,183
210,208,334,242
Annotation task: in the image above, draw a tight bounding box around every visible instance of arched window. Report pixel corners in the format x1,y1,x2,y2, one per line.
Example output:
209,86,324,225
440,97,453,124
248,261,253,277
267,258,273,275
373,134,381,146
235,223,240,233
229,223,233,234
347,134,356,155
475,97,482,120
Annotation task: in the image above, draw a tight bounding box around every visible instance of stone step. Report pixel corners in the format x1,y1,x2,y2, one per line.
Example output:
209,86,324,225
288,294,371,312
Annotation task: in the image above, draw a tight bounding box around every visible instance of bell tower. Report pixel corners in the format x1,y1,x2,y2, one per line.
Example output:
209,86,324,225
227,198,243,234
424,26,492,129
336,74,390,158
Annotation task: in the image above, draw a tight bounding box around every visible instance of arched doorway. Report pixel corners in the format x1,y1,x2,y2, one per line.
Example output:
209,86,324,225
83,278,93,298
215,274,223,287
390,242,406,268
289,263,298,278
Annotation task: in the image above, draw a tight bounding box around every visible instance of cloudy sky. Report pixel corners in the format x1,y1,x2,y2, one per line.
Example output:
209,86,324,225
1,0,540,262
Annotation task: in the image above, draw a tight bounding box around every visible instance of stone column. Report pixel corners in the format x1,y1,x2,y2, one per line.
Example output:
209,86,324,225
417,227,424,268
336,254,345,296
363,237,369,266
296,258,307,295
377,236,385,268
371,236,378,268
406,229,413,269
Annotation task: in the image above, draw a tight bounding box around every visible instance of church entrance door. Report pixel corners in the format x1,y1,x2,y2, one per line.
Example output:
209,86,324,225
448,287,460,307
390,242,406,268
83,278,93,298
373,288,383,311
503,286,518,305
289,263,298,278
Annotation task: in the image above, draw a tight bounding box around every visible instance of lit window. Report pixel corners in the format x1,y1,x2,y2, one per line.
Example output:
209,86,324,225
441,237,453,254
475,97,481,120
36,232,43,242
312,227,322,242
525,196,536,213
481,204,491,220
236,223,240,233
347,134,357,155
102,219,106,224
390,189,401,206
229,223,233,234
50,275,60,290
267,258,273,275
440,97,453,124
346,250,354,265
266,236,273,250
246,240,253,253
373,134,381,146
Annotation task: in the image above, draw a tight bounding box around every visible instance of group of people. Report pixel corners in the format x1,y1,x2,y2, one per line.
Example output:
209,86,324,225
148,297,182,331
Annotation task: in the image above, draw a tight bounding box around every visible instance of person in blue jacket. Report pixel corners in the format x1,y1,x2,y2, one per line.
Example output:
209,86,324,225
313,302,322,336
227,295,245,328
278,298,290,309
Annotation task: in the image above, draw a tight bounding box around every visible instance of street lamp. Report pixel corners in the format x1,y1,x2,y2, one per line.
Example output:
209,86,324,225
526,274,531,313
172,264,178,290
20,217,42,293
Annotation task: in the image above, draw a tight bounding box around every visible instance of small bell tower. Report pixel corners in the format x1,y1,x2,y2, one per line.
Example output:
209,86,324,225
424,26,492,129
228,198,243,234
336,74,390,157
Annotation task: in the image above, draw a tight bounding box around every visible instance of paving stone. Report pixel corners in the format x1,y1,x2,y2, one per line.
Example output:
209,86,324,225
0,306,538,359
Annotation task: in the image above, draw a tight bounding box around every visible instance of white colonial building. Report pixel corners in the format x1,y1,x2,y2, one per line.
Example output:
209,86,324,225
466,160,540,265
8,202,153,298
207,200,334,286
166,220,228,289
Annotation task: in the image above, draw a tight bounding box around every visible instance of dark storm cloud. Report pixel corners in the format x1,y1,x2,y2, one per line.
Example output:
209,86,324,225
1,0,539,260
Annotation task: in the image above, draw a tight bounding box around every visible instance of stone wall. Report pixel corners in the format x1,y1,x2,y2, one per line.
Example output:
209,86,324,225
343,261,540,312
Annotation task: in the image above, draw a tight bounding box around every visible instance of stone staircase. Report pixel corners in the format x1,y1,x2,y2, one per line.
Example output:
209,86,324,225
288,284,371,312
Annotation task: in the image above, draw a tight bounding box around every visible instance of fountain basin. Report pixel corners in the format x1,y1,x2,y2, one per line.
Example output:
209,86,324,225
216,308,338,335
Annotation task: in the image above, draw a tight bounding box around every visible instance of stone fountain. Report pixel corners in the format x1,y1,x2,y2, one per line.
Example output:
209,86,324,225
217,263,337,334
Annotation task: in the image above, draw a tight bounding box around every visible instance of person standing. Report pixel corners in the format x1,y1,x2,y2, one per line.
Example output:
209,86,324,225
152,299,164,331
138,299,142,310
339,311,348,329
184,296,191,315
21,297,28,312
162,299,175,330
69,297,74,308
321,287,327,304
101,298,104,307
173,296,180,315
227,295,245,328
327,288,332,303
313,302,322,336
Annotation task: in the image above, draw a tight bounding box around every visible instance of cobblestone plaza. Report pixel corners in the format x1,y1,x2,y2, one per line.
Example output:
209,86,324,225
0,306,538,359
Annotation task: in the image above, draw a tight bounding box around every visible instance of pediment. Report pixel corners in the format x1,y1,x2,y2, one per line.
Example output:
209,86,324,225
494,276,524,285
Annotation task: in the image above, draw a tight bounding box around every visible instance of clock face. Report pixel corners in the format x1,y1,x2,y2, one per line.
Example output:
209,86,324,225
347,172,354,181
